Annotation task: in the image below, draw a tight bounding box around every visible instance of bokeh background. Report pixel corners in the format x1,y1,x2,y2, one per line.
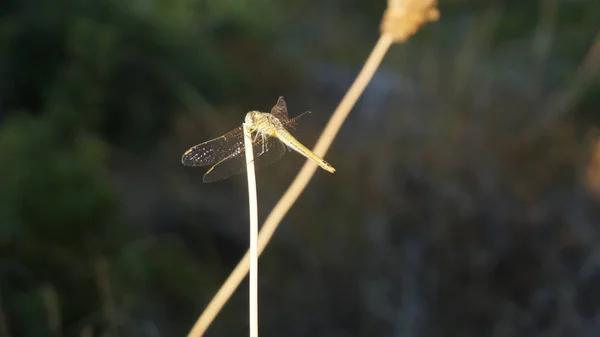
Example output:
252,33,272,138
2,0,600,336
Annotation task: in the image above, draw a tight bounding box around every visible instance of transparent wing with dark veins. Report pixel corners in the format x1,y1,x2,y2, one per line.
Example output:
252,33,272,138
270,96,290,123
287,110,311,127
181,127,245,167
202,136,287,183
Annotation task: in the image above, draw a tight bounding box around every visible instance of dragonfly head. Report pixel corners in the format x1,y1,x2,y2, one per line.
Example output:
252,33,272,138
244,110,262,130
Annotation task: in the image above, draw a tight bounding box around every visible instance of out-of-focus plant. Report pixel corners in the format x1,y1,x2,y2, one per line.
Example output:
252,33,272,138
0,112,218,336
0,112,122,336
0,0,288,153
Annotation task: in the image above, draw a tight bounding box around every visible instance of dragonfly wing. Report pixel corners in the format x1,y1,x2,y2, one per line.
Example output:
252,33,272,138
181,127,244,167
270,96,290,122
202,136,287,183
288,110,311,127
272,96,312,130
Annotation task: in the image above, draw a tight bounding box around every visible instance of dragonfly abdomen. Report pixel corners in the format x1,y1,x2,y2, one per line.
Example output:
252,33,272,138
275,129,336,173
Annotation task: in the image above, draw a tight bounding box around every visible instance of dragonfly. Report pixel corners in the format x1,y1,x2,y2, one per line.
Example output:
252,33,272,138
181,96,336,183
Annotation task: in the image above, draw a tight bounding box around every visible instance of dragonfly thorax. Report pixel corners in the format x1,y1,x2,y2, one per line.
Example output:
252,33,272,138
244,110,282,137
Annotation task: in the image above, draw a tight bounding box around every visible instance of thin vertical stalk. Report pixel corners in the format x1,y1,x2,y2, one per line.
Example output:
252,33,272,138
243,121,259,337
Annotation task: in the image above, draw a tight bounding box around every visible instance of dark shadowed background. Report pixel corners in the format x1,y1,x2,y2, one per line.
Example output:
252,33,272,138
1,0,600,336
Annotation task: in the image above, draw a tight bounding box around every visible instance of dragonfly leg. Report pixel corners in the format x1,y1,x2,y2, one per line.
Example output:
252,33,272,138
260,134,267,155
252,131,265,156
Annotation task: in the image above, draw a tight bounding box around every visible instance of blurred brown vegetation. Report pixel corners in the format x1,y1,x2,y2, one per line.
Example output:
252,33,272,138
1,0,600,336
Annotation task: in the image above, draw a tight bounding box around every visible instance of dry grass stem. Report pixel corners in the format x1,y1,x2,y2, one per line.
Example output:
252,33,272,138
243,121,259,337
383,0,439,42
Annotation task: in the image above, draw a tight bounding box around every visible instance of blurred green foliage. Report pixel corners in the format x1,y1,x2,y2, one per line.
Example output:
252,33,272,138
0,111,121,335
0,0,289,152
